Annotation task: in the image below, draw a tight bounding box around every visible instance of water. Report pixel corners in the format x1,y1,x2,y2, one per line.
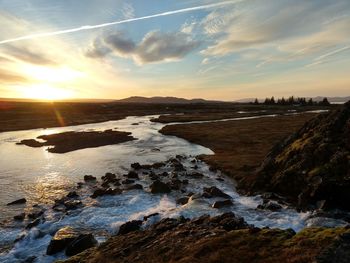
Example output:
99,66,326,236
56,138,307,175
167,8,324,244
0,115,346,262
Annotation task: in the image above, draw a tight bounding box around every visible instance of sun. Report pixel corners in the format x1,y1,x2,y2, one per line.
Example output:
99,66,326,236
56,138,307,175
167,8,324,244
22,84,74,101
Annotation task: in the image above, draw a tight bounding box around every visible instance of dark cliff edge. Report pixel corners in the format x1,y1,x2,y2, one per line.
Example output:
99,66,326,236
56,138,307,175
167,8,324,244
251,101,350,211
61,213,350,263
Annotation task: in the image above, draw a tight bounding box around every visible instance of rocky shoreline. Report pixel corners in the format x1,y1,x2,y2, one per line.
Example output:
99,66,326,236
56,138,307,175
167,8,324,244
60,213,350,263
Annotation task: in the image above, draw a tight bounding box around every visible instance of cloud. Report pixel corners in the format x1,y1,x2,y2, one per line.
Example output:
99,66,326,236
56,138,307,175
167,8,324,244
86,30,200,64
0,68,27,83
201,0,350,57
3,44,56,65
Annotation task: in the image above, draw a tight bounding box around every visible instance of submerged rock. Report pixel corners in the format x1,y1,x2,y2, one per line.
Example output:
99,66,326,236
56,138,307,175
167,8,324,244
257,201,283,211
125,171,139,179
7,198,26,206
212,199,233,209
26,218,40,229
126,184,143,190
150,180,171,194
91,188,121,198
84,175,97,182
203,186,231,199
176,197,190,205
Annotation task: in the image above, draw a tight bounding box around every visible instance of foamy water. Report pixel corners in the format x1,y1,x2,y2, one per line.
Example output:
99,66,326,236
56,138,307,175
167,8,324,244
0,114,345,262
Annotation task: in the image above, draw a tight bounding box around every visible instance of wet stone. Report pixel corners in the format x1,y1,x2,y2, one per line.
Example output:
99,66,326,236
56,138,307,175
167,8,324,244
7,198,26,206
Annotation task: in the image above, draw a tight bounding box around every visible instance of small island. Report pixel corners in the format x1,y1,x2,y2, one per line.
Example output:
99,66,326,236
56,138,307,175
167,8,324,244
17,129,136,153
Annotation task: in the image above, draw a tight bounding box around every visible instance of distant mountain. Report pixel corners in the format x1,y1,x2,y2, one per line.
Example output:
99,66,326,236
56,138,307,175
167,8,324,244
116,96,220,104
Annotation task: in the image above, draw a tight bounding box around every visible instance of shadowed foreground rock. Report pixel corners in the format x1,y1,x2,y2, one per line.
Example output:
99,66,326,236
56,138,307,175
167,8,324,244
61,213,350,263
253,101,350,211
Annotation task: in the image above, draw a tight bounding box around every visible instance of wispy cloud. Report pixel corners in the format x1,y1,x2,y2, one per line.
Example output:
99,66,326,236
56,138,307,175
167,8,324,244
0,1,238,45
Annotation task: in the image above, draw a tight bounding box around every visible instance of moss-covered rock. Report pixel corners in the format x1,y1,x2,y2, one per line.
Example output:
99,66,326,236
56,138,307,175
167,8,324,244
253,101,350,211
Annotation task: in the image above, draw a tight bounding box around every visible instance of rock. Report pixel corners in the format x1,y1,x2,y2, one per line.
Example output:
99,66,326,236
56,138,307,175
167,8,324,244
23,256,36,263
102,173,117,182
216,177,224,182
189,172,204,178
28,209,44,219
26,218,41,229
118,220,143,235
203,187,231,199
161,172,169,177
126,184,143,190
13,213,25,221
152,162,165,169
126,171,139,179
169,179,182,190
47,227,79,255
67,191,79,198
150,180,171,194
77,182,83,189
91,188,121,198
173,162,185,172
122,179,135,185
84,175,96,182
209,212,248,230
182,179,189,185
143,213,160,221
65,234,97,256
176,197,189,205
212,199,233,209
131,163,142,170
64,200,82,210
149,173,159,181
257,201,283,211
7,198,26,206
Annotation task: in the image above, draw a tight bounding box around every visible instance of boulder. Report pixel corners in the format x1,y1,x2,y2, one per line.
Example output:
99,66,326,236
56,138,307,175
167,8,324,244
7,198,26,206
122,179,135,185
26,218,41,229
13,213,25,221
150,180,171,194
176,197,190,205
102,173,117,182
47,227,79,255
257,201,283,211
91,188,121,198
203,187,231,199
212,199,233,209
84,175,96,182
131,163,142,170
67,191,79,198
126,171,139,179
118,220,143,235
126,184,143,190
189,172,204,178
27,209,44,219
64,200,83,210
65,234,97,256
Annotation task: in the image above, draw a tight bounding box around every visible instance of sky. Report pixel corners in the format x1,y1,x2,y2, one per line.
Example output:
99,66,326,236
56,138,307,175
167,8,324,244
0,0,349,101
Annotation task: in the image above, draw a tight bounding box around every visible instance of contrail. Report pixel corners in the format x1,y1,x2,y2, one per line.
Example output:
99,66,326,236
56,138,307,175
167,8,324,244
0,1,237,45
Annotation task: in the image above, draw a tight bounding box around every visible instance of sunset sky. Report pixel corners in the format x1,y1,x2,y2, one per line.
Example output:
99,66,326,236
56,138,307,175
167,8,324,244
0,0,349,101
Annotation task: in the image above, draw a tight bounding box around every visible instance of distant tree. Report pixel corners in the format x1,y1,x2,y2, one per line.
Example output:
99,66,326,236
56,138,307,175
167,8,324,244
254,98,259,105
320,97,330,106
288,96,295,105
270,96,275,105
281,97,286,105
264,98,270,105
307,98,314,106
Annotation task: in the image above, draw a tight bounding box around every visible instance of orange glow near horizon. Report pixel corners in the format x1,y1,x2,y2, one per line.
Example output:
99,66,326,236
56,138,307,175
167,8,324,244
21,84,75,101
